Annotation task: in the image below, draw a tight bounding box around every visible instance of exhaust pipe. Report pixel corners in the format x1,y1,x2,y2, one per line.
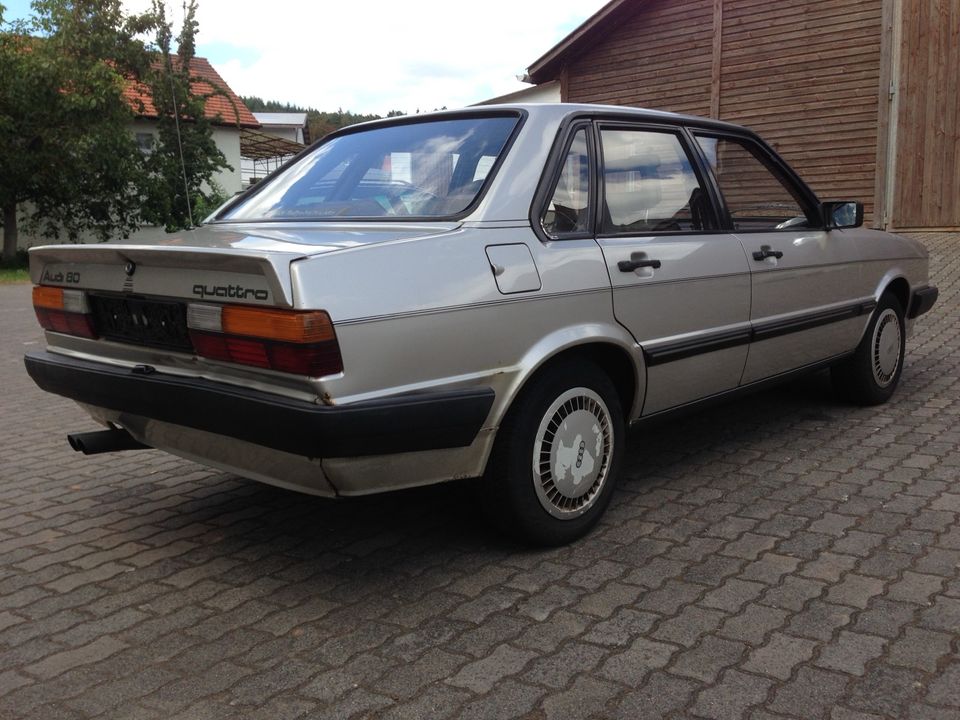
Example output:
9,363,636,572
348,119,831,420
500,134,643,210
67,428,150,455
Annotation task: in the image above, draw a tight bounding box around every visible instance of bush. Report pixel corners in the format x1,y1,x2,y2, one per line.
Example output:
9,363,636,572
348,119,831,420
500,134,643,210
0,249,28,270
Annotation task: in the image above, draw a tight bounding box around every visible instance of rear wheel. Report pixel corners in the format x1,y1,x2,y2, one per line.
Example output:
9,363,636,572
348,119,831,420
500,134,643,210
482,360,625,546
832,293,905,405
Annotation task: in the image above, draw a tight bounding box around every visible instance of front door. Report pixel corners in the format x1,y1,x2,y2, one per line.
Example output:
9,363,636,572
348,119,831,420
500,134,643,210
692,133,867,384
593,125,753,415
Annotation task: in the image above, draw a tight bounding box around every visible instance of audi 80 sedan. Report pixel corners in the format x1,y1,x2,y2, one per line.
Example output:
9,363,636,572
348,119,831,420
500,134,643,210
25,104,938,544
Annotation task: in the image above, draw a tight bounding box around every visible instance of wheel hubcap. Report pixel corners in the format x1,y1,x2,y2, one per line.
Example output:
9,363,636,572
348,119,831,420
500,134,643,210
532,388,613,519
872,308,902,387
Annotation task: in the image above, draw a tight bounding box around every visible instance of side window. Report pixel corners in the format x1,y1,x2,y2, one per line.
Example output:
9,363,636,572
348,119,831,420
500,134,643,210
695,135,818,230
542,128,591,237
600,128,713,234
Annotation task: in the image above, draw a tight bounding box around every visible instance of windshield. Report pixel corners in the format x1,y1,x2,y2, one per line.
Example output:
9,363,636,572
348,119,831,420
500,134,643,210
222,115,520,221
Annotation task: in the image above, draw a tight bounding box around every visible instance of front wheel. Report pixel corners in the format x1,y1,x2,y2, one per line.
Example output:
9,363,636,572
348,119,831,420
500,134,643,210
832,293,906,405
482,360,625,546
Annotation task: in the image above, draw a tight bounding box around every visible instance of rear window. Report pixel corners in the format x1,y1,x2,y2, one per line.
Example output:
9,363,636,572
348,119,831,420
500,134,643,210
222,116,519,221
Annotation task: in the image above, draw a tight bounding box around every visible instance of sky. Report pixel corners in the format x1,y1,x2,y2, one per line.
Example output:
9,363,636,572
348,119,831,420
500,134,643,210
2,0,610,114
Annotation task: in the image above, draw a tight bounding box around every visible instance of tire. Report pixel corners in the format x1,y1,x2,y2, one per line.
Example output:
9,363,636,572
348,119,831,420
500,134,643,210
481,359,625,546
831,292,906,406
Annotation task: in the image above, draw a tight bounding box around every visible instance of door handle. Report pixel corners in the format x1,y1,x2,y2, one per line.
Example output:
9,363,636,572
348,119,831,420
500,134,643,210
752,245,784,261
618,258,662,272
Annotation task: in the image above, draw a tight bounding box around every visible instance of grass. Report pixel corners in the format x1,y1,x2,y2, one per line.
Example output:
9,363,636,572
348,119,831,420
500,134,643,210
0,250,30,284
0,267,29,283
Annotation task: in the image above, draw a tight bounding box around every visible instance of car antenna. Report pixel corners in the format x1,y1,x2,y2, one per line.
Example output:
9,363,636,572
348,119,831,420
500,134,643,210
166,1,194,230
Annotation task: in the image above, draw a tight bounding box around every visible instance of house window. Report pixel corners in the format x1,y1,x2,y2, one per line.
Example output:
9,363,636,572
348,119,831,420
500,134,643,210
135,133,155,154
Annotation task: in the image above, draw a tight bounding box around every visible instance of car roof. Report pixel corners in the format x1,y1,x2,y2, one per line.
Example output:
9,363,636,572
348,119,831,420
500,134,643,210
331,103,756,138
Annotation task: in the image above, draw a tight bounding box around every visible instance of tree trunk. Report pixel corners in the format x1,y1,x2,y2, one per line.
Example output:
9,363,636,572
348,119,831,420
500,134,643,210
2,203,18,264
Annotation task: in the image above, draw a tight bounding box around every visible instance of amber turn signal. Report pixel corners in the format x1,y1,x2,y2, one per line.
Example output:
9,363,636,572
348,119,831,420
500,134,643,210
221,307,336,344
32,286,65,310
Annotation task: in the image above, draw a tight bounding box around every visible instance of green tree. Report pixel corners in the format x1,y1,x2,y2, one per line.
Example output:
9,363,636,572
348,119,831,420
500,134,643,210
140,0,229,231
0,0,154,262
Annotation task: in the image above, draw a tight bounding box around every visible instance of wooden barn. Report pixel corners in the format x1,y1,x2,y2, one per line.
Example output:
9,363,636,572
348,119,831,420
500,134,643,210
524,0,960,231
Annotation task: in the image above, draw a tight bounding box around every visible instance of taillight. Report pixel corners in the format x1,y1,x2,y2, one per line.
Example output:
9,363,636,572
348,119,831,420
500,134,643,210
32,286,97,339
187,303,343,377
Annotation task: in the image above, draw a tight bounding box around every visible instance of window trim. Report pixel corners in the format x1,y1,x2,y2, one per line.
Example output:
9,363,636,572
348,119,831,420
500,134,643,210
593,121,722,239
689,129,825,233
529,119,598,243
211,109,528,224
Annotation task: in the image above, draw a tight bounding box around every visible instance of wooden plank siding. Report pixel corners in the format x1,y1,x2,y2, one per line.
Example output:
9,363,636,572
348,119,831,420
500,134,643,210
561,0,885,222
564,0,715,116
719,0,883,220
891,0,960,228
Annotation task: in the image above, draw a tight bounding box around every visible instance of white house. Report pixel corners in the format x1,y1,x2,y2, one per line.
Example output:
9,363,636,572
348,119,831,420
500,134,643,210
18,56,259,249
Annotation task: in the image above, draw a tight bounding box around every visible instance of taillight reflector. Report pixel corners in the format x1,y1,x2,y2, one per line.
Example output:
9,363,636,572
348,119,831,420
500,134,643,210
32,286,96,339
186,304,343,377
189,330,343,377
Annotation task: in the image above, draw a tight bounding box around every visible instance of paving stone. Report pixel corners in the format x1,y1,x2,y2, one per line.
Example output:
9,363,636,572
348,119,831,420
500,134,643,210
885,572,945,605
855,599,921,638
668,635,745,683
24,636,128,680
846,665,923,716
924,662,960,708
826,574,886,609
760,576,825,611
799,552,859,582
721,532,778,560
919,596,960,633
652,605,726,647
887,627,954,672
718,604,788,644
445,644,536,694
701,578,766,612
599,637,676,685
815,631,887,676
609,671,699,719
457,680,545,720
575,582,644,618
769,666,850,717
524,641,607,689
540,675,620,720
741,553,801,585
742,632,818,680
581,607,658,647
691,668,774,719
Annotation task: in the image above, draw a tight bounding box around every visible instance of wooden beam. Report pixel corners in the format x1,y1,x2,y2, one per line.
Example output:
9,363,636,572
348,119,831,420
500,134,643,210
873,0,898,228
710,0,723,118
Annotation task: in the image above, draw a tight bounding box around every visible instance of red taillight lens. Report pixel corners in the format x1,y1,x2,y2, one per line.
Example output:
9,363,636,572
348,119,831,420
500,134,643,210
188,307,344,378
33,287,98,339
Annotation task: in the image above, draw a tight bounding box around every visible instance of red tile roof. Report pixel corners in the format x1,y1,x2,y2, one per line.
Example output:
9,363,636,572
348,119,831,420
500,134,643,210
123,56,260,129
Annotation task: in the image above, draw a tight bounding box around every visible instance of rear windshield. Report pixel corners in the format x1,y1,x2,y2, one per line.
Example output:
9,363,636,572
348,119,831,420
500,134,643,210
222,115,520,221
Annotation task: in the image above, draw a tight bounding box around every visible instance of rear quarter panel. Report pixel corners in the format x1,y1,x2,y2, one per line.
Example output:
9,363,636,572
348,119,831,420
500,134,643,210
290,227,640,427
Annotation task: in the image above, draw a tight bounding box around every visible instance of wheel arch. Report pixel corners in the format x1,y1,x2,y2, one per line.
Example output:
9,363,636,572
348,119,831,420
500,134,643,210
493,327,646,430
881,276,910,313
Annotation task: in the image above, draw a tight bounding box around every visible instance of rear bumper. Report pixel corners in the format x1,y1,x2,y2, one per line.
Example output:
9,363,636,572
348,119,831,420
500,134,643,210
24,351,494,459
908,286,938,319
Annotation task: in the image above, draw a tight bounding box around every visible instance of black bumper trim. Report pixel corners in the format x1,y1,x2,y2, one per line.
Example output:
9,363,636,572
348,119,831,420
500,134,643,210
908,286,938,319
24,351,494,459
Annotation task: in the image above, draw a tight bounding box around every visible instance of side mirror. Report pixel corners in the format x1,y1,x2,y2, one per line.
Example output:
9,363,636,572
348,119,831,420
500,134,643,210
823,200,864,229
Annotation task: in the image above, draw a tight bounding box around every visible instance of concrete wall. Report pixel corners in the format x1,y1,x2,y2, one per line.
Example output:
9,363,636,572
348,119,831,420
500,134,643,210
211,126,242,196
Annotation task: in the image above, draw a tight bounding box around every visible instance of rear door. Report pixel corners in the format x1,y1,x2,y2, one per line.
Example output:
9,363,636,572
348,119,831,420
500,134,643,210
691,132,869,384
592,123,752,415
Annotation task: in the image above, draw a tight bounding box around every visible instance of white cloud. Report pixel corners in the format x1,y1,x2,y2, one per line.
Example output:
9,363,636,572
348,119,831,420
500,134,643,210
127,0,609,114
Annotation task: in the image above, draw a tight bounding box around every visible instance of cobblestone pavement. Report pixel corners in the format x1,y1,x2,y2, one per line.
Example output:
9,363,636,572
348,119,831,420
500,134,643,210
0,232,958,720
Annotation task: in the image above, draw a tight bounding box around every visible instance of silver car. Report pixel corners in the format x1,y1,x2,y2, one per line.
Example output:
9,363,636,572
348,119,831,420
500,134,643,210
25,104,938,545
